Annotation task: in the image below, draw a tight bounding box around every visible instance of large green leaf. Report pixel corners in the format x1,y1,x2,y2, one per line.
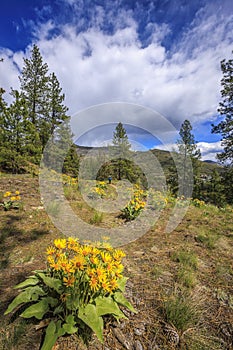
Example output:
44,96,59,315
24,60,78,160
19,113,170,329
30,286,47,300
62,315,78,334
95,296,126,319
78,304,103,343
41,321,65,350
20,299,49,319
65,293,80,311
4,290,32,315
117,277,128,292
14,276,39,289
37,272,63,294
4,286,45,315
113,292,137,313
46,297,58,307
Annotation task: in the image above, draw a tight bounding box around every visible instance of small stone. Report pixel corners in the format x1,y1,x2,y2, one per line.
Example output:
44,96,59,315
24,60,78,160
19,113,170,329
112,328,132,350
150,245,159,253
134,323,145,336
134,339,144,350
134,251,145,256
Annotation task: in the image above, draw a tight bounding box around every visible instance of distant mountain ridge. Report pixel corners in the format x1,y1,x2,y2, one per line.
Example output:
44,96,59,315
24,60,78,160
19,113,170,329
75,145,221,175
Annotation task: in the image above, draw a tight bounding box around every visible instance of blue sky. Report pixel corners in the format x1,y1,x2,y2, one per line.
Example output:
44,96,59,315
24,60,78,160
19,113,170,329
0,0,233,160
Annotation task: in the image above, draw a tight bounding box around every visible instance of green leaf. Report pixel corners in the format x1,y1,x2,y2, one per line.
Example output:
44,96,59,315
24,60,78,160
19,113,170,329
113,292,137,313
78,304,103,343
95,296,126,319
53,304,64,315
30,286,47,300
4,290,32,315
20,299,49,320
37,272,63,294
46,297,58,307
14,277,39,289
41,321,65,350
4,286,47,315
62,315,78,335
117,277,128,292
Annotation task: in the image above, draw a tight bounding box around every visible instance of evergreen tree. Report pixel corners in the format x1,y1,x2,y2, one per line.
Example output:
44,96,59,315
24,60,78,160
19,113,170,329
112,122,131,180
212,53,233,204
206,170,225,206
0,88,7,146
212,53,233,164
19,44,49,148
47,72,69,138
176,119,201,197
0,90,41,172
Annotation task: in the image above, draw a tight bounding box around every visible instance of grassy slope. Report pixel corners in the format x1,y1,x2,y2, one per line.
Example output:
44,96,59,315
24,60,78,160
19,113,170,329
0,174,232,350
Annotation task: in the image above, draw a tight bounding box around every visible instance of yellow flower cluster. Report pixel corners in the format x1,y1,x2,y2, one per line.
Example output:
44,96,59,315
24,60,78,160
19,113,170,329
121,185,147,220
3,190,21,201
62,174,78,186
191,198,206,208
46,237,125,295
93,181,107,198
129,197,146,211
95,187,106,197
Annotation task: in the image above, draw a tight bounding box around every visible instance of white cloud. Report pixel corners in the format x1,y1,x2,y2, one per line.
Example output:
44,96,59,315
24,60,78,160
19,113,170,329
0,1,232,155
153,141,223,162
197,141,223,162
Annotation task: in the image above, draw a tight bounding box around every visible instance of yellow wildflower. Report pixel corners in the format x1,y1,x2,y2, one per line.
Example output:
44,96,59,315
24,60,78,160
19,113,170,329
80,245,92,256
67,237,79,250
15,191,20,195
63,275,75,287
89,276,99,292
54,239,66,249
10,196,16,201
72,254,86,270
50,261,61,271
96,267,106,280
101,278,112,293
47,256,55,265
46,246,56,255
100,252,112,263
63,262,75,274
3,191,11,197
113,249,126,260
109,278,118,291
90,255,99,265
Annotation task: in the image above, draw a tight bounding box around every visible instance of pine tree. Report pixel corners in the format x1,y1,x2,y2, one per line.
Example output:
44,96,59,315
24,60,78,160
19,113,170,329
112,122,131,180
208,169,225,206
19,44,49,148
176,119,201,197
48,72,69,134
0,90,41,172
212,53,233,164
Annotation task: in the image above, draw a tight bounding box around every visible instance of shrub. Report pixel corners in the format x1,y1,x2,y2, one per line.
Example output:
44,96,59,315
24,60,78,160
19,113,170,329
4,237,136,349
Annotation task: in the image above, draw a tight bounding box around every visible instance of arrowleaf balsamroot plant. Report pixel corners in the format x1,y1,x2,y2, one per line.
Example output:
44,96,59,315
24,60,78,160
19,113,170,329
0,191,21,211
4,237,136,350
121,184,146,220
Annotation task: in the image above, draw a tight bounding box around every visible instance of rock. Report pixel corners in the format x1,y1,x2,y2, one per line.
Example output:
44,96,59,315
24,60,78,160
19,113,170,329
150,245,159,253
133,251,145,256
134,339,144,350
134,323,146,336
112,328,132,350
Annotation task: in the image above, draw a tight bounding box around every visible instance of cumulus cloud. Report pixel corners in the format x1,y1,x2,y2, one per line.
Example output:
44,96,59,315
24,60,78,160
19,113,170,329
0,0,232,160
197,141,223,162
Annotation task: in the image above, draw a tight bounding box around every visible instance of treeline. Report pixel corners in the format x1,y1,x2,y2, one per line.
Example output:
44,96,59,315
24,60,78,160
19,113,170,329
0,45,79,175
